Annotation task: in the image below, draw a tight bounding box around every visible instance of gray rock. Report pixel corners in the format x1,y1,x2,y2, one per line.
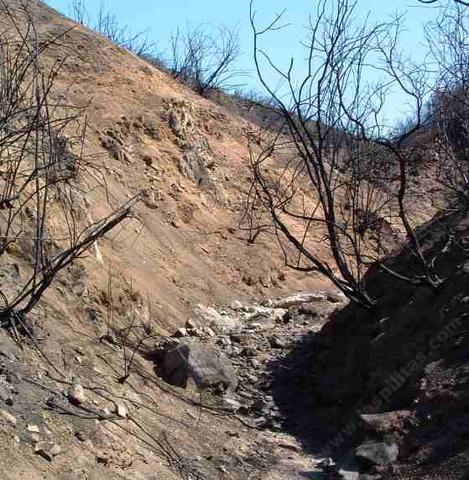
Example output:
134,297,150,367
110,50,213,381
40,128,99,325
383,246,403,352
222,396,243,412
193,304,223,324
326,291,345,303
193,304,241,334
337,469,360,480
1,410,16,425
230,300,243,310
35,442,62,461
360,410,411,434
114,402,127,418
174,327,188,338
355,441,399,466
272,308,288,322
185,319,200,330
67,381,86,405
162,339,237,393
245,305,272,317
269,336,288,349
272,291,326,309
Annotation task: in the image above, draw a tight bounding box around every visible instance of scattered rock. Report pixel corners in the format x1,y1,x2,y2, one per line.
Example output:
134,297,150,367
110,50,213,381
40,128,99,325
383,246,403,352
27,424,41,434
272,308,288,322
355,441,399,466
211,315,241,334
185,319,200,330
68,381,86,405
30,433,41,444
193,304,223,324
272,291,326,309
337,469,360,480
230,300,243,310
1,410,16,425
276,438,301,452
317,457,335,470
326,291,345,303
174,327,188,338
35,442,62,461
75,431,86,442
222,397,243,412
269,336,288,349
115,402,128,418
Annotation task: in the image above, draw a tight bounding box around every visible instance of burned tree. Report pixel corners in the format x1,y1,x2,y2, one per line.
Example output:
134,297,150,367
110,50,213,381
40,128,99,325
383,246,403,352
0,2,138,330
426,3,469,202
247,0,457,306
246,0,403,306
169,24,241,96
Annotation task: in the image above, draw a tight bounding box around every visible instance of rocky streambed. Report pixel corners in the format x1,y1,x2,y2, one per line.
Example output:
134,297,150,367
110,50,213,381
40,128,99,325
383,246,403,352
155,290,355,478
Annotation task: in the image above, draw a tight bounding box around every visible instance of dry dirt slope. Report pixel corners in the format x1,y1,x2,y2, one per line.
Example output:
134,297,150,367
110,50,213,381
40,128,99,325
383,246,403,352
13,0,333,335
0,1,335,479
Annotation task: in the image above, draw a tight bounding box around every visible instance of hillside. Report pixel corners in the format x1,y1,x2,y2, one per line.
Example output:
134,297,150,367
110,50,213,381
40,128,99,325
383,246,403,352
0,1,467,480
0,1,336,479
15,0,333,332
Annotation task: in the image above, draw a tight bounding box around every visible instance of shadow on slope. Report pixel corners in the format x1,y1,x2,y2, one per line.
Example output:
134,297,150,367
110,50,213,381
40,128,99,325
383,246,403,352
268,207,469,477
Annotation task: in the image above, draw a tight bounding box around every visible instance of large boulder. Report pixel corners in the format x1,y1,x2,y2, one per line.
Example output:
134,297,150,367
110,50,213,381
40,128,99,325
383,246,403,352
359,410,411,435
162,339,237,393
355,440,399,466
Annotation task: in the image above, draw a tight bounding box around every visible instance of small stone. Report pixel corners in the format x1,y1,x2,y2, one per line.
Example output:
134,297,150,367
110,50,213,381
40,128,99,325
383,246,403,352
222,397,243,412
174,327,188,338
269,336,288,349
1,410,17,425
75,355,83,364
250,359,261,369
272,309,288,322
68,381,86,405
217,337,231,347
337,468,360,480
35,442,62,461
277,438,301,452
75,430,86,442
30,433,41,444
74,346,85,355
115,402,127,418
272,291,326,309
230,300,243,310
185,319,199,330
317,457,335,469
360,410,411,434
202,326,216,338
27,424,40,433
326,292,344,303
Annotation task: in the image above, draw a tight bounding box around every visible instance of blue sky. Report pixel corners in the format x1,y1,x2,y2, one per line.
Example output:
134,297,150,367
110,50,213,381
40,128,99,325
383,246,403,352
46,0,444,124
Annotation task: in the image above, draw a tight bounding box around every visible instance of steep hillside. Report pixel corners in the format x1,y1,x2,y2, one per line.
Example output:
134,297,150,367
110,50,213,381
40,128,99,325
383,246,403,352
10,0,333,333
0,2,337,479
